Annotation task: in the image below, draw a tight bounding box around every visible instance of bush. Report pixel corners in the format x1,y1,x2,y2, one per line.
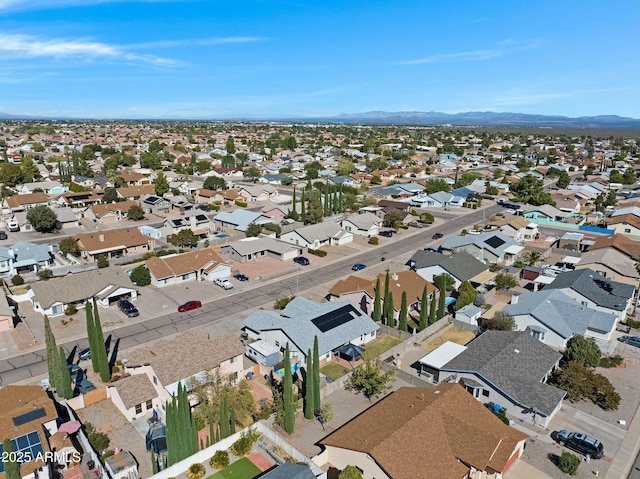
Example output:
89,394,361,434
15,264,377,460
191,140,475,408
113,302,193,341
209,450,229,469
129,265,151,286
274,296,293,310
307,248,327,257
64,304,77,316
558,452,581,475
234,200,248,207
208,203,221,211
97,256,109,268
599,355,624,368
186,463,205,479
368,236,379,245
230,429,259,457
37,269,53,280
419,212,434,224
11,274,24,286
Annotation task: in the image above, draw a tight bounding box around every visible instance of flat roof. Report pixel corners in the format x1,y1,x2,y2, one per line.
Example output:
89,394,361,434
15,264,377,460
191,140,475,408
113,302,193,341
418,341,467,369
562,256,581,264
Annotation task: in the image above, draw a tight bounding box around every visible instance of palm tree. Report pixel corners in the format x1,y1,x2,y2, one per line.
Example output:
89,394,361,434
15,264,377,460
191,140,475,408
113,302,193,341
525,251,542,266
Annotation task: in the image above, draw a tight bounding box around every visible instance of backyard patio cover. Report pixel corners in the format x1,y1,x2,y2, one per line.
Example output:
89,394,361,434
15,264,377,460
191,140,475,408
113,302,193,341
335,343,365,361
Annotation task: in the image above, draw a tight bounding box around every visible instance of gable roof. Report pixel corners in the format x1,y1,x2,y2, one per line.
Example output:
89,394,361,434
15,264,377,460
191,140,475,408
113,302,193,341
117,184,155,198
585,234,640,259
407,251,488,282
75,228,151,253
342,212,381,230
288,221,347,243
441,331,565,416
6,192,49,208
214,210,269,231
222,237,299,257
111,373,157,410
545,268,635,311
90,200,139,218
607,214,640,229
146,248,226,280
320,384,528,479
441,231,523,258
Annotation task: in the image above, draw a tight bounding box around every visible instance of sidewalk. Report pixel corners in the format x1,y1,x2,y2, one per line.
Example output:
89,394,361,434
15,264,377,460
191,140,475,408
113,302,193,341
605,402,640,479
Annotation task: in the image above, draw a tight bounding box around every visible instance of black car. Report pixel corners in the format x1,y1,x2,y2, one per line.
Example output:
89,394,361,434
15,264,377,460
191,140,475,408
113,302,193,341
233,273,249,282
556,430,604,459
432,232,443,239
0,231,7,240
379,230,394,237
118,298,139,318
293,256,310,266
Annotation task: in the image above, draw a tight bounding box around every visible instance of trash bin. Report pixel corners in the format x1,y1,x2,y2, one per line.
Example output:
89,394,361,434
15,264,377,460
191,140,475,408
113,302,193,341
87,460,95,470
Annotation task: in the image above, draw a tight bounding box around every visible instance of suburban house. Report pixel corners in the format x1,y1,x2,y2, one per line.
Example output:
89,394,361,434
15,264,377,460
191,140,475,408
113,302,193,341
607,214,640,237
141,194,171,215
29,266,137,316
377,199,411,213
194,189,224,204
74,229,155,262
160,212,215,239
339,212,381,237
543,268,635,321
236,184,278,203
280,222,353,248
575,248,640,286
17,181,68,195
519,204,585,227
0,386,70,479
104,451,139,479
117,184,156,200
440,231,524,264
261,206,288,220
407,251,490,288
209,167,244,181
145,247,231,287
485,216,539,242
0,242,55,277
502,289,618,347
408,191,465,208
243,297,379,364
112,331,245,422
2,192,50,214
327,270,437,321
214,210,272,232
316,383,527,479
417,331,564,427
117,172,151,186
57,191,102,209
258,173,288,184
220,237,302,263
84,200,139,224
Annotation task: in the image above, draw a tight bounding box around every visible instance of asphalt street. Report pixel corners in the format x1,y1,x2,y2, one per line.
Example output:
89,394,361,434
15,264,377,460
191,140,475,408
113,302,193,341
0,204,501,386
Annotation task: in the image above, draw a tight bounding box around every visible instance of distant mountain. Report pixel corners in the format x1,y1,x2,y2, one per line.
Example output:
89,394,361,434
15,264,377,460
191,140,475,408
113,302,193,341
0,111,52,120
331,111,640,129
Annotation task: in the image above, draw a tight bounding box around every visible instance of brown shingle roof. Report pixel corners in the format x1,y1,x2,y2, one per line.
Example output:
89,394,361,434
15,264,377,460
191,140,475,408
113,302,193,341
146,248,225,280
124,330,244,387
607,214,640,230
75,228,151,254
117,184,155,198
6,192,49,208
586,234,640,259
111,374,157,410
89,200,139,218
321,384,528,479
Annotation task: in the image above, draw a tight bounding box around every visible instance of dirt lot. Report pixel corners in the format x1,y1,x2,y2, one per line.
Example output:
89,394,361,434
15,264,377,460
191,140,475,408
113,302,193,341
419,326,477,352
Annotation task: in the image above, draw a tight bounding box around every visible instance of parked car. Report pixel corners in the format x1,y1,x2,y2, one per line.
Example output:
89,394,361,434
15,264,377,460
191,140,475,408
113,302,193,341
407,222,424,228
618,335,640,348
78,348,91,361
68,364,82,382
293,256,310,266
233,273,249,282
351,263,367,271
423,248,437,253
0,231,7,240
77,379,96,394
118,298,139,318
379,230,394,237
178,300,202,312
432,232,443,240
556,430,604,459
214,278,234,290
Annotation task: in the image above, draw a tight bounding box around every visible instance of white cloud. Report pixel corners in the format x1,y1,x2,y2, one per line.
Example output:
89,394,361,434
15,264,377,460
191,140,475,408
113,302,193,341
400,49,503,65
131,36,267,49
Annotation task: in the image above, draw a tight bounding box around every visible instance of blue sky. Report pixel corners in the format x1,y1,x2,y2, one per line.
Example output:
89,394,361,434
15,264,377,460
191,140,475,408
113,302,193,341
0,0,638,119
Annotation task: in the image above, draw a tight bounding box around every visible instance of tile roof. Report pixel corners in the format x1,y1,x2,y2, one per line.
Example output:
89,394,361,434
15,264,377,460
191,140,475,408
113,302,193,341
75,228,151,254
441,331,565,416
585,234,640,259
6,192,49,208
124,330,244,387
320,384,528,479
578,249,639,279
146,248,226,279
90,200,139,218
111,374,157,410
545,268,635,311
408,251,488,282
117,184,155,198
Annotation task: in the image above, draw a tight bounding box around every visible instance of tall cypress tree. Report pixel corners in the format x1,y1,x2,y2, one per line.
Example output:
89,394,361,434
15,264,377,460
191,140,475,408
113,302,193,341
429,291,437,325
304,348,314,419
437,276,446,319
398,291,408,332
44,315,60,391
283,343,295,434
229,408,236,435
372,278,382,322
332,189,338,213
58,346,73,399
313,336,321,413
219,393,230,439
93,299,111,382
419,286,429,331
291,185,297,216
85,301,99,373
384,291,394,327
384,270,390,298
2,439,20,479
301,189,306,216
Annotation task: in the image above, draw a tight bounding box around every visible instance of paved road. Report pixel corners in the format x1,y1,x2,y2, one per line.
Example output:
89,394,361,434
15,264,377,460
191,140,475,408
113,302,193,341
0,204,501,385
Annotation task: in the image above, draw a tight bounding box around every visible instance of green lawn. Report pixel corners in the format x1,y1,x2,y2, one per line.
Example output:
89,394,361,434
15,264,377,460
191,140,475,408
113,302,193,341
206,457,261,479
320,362,350,380
362,335,402,360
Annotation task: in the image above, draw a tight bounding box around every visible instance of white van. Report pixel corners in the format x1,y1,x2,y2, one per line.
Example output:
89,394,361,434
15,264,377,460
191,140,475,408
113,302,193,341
4,218,19,232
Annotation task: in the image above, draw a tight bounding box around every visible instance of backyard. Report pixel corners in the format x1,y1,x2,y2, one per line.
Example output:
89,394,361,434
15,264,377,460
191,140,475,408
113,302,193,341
420,326,476,352
362,335,402,360
206,457,261,479
320,362,350,381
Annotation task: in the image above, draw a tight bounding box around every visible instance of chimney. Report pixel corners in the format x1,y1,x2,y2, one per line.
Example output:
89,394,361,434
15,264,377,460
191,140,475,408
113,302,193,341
98,234,104,242
511,294,519,304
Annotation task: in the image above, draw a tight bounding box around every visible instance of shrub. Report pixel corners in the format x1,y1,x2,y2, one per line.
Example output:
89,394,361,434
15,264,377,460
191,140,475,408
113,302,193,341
97,256,109,268
186,463,205,479
420,212,434,224
307,248,327,257
37,269,53,280
11,274,24,286
208,203,221,211
274,296,293,310
558,452,581,475
368,236,379,245
64,304,77,316
599,355,624,368
550,361,621,410
129,265,151,286
234,200,248,207
209,450,229,469
230,429,259,457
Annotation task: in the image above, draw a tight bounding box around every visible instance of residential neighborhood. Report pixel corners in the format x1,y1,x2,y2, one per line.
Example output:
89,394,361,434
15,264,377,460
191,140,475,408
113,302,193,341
0,120,639,479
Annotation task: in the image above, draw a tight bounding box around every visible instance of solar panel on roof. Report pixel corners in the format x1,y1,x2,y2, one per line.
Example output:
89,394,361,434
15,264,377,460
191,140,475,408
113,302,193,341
485,235,506,249
12,407,46,427
0,430,44,472
311,304,360,333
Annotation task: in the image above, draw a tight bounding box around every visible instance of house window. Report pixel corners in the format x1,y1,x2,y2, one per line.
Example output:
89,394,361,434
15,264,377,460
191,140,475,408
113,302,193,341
153,376,158,385
146,400,153,410
482,389,490,397
135,403,143,414
182,274,189,280
531,330,545,342
625,228,631,233
275,341,280,347
230,356,237,363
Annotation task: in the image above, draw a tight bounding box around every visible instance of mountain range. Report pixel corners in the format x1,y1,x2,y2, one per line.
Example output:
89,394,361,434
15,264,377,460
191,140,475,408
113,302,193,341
0,110,639,129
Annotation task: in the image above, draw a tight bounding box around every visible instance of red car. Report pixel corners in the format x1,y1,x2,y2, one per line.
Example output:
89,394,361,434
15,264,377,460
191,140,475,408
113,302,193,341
178,300,202,312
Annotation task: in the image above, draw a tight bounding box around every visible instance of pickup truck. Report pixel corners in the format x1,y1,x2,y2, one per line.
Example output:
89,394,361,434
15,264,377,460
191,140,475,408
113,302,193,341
214,278,234,290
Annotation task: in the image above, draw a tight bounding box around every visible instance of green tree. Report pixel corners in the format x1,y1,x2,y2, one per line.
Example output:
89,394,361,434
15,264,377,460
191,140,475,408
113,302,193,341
429,290,437,324
20,157,39,183
2,438,21,479
398,291,408,332
209,450,230,469
495,273,518,291
384,290,394,327
127,204,145,221
103,187,118,203
437,275,446,319
556,170,571,189
609,169,623,183
59,237,80,257
58,346,73,399
283,343,295,434
44,315,61,391
346,360,395,400
153,171,170,196
0,163,24,186
433,273,455,291
383,210,404,230
483,311,515,331
372,278,382,322
203,176,227,190
171,229,198,247
85,301,99,372
454,281,476,311
558,452,581,475
93,299,111,382
243,166,261,182
304,348,315,420
511,174,555,206
166,383,197,466
565,335,601,368
26,205,58,233
423,178,451,194
419,286,429,331
225,137,236,154
130,265,151,286
313,336,320,412
303,190,324,224
550,361,620,410
245,223,262,237
338,465,364,479
622,168,636,185
219,394,231,439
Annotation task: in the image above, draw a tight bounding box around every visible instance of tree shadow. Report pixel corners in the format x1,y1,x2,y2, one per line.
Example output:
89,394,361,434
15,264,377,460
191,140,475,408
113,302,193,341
547,452,560,467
